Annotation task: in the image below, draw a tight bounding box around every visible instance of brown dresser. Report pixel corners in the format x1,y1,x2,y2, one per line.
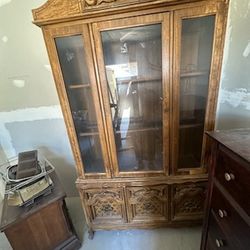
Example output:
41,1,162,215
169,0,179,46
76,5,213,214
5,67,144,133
201,129,250,250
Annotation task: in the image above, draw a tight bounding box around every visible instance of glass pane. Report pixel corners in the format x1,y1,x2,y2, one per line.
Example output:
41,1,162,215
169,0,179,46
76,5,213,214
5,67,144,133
101,24,163,172
178,16,215,169
55,35,105,173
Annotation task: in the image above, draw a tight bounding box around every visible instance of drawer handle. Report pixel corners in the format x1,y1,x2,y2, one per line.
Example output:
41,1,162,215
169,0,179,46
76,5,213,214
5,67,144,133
215,239,224,248
224,173,235,182
218,209,227,218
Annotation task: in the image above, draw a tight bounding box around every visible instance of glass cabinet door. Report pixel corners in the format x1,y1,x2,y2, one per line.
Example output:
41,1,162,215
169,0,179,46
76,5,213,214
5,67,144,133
174,12,216,172
50,26,108,175
94,14,170,175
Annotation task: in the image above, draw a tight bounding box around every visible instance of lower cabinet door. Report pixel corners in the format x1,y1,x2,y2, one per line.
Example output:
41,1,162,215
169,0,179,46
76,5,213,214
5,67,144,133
171,182,206,221
126,185,168,223
83,188,127,224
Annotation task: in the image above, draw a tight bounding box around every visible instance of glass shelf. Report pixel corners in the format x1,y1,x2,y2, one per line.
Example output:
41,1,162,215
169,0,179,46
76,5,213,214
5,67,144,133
68,84,91,89
180,71,208,78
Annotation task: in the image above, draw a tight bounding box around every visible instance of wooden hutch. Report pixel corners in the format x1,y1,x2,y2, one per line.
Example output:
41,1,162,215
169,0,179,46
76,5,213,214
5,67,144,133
32,0,229,238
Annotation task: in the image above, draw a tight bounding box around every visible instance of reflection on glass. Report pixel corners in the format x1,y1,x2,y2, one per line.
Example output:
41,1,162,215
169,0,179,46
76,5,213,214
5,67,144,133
55,35,105,173
101,24,163,172
178,16,215,169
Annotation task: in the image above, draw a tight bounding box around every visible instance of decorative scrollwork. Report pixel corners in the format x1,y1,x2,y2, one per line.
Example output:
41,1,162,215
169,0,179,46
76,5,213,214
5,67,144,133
84,0,117,7
130,187,168,204
173,183,206,215
87,190,123,206
128,186,168,217
32,0,83,22
86,190,124,218
102,204,113,212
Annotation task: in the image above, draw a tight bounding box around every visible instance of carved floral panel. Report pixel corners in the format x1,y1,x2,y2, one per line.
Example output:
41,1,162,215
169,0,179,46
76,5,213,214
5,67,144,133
85,189,127,222
127,185,168,222
172,182,206,221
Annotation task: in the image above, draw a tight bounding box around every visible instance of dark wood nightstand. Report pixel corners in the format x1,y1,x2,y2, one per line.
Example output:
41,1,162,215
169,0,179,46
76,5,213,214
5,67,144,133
0,172,81,250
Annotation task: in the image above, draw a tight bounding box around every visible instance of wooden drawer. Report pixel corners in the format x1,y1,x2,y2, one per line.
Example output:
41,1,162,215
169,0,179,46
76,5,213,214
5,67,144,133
171,182,206,221
215,146,250,215
126,185,168,223
211,186,250,249
81,188,127,224
207,214,234,250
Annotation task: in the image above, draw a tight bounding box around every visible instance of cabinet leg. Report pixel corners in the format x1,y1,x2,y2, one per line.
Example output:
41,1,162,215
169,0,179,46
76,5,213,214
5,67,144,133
88,229,95,240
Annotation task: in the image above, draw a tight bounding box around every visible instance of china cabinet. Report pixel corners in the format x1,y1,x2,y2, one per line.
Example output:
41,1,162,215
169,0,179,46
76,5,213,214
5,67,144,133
32,0,229,238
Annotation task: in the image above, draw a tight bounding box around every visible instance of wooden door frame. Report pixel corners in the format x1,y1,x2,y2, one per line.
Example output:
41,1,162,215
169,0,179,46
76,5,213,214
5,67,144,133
92,13,171,178
171,2,229,175
42,23,111,179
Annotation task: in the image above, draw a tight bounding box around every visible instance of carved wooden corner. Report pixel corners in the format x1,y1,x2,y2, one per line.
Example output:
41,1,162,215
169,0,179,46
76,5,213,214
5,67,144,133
32,0,83,23
32,0,119,23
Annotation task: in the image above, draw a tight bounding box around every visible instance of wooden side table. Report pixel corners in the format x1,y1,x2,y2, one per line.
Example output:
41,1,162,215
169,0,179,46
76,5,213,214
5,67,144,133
0,173,81,250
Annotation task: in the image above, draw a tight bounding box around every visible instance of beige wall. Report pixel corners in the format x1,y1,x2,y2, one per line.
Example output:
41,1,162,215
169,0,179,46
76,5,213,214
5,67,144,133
0,0,249,196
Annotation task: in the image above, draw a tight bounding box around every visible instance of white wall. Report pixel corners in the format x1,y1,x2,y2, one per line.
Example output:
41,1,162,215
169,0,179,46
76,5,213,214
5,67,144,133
0,0,249,197
0,0,78,196
216,0,250,129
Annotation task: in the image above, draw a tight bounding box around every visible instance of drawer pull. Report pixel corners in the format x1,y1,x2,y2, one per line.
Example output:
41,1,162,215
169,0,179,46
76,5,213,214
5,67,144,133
224,173,235,181
218,209,227,218
215,239,224,247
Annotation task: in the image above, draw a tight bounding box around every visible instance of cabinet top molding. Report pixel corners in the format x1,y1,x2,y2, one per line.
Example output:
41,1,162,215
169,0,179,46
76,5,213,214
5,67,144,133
32,0,228,26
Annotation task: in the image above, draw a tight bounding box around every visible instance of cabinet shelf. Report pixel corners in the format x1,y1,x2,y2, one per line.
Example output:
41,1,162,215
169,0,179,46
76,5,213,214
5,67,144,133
115,126,161,134
180,71,208,78
117,77,161,85
79,131,99,137
68,84,90,89
180,123,203,129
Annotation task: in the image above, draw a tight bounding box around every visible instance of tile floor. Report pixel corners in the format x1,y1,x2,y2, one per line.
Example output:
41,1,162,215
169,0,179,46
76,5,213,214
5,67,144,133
0,197,202,250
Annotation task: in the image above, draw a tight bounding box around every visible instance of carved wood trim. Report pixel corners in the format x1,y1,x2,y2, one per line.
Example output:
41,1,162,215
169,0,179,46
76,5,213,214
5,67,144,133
172,182,206,220
129,187,168,204
127,186,168,221
84,0,117,7
32,0,83,22
86,190,123,206
32,0,227,25
83,189,127,222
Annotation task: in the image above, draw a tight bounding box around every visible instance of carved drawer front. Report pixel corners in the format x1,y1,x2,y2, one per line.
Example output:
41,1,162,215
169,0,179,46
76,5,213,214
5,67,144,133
126,185,168,223
171,182,206,221
83,188,127,224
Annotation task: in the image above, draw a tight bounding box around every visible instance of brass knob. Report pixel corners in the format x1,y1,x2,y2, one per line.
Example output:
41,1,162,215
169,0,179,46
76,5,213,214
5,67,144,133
215,239,224,247
218,209,227,218
224,173,235,181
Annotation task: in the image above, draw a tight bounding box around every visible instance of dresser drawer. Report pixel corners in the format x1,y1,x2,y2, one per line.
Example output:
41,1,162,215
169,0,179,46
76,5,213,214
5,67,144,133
215,146,250,214
211,186,250,249
207,214,234,250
